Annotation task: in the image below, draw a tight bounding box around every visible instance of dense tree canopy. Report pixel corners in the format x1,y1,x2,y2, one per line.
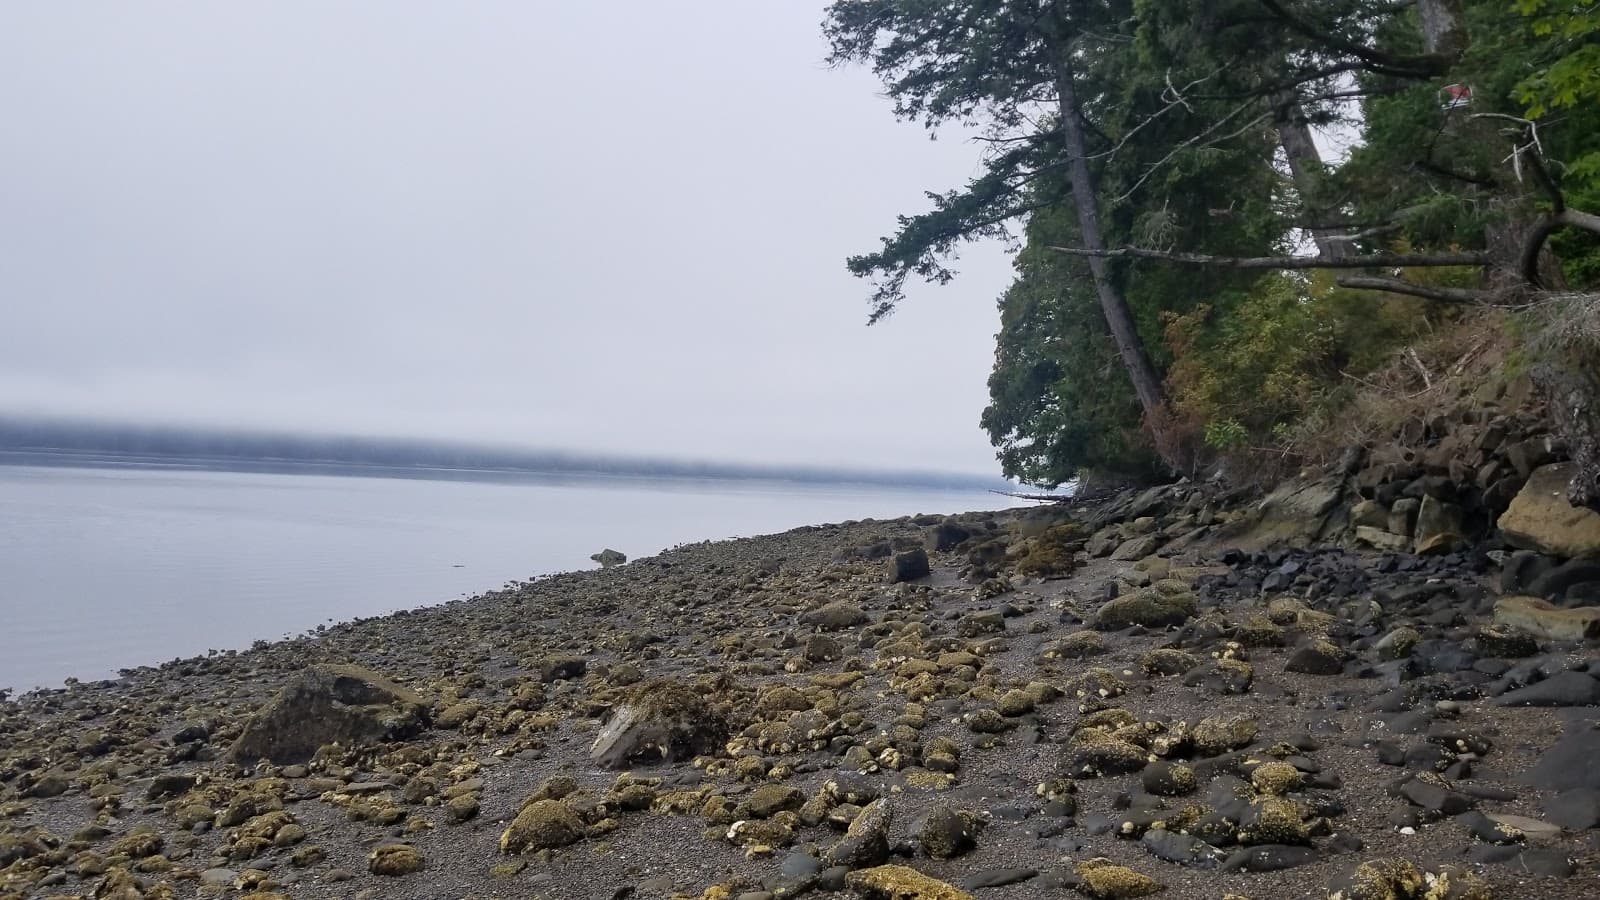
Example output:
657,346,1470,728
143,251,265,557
827,0,1600,486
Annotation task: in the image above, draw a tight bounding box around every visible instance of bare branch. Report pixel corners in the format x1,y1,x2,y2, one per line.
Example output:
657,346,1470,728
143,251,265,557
1048,245,1490,269
1335,276,1491,303
1324,223,1404,244
1110,104,1276,205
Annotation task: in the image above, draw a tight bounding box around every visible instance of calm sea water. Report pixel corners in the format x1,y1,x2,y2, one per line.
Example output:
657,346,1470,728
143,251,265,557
0,464,1014,692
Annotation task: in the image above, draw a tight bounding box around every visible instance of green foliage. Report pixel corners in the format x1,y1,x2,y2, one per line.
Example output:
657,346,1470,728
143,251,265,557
1514,0,1600,117
1161,273,1431,448
982,208,1162,486
1509,0,1600,285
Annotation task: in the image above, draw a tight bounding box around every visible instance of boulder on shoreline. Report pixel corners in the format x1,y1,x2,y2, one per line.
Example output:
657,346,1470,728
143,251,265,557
228,664,430,764
591,679,729,768
1499,463,1600,559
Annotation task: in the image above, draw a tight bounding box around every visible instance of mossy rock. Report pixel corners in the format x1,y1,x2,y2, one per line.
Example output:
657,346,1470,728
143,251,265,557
1072,857,1165,898
1095,590,1196,630
368,844,423,876
591,679,731,769
1327,858,1425,900
1238,797,1309,845
1066,728,1148,777
228,664,430,764
845,864,975,900
1141,648,1200,676
1191,714,1258,757
499,800,583,854
1250,761,1303,796
1047,631,1108,660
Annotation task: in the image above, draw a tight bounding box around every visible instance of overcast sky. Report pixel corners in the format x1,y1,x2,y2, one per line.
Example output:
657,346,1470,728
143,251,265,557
0,3,1014,475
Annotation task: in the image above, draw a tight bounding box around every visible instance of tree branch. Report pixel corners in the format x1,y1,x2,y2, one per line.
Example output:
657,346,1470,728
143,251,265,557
1335,276,1491,303
1255,0,1454,78
1047,246,1490,269
1521,209,1600,287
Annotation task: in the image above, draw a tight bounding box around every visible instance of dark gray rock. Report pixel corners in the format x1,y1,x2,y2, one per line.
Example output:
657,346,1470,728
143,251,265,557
1142,830,1222,868
1521,721,1600,793
1544,788,1600,830
1464,845,1576,877
824,799,891,868
1399,778,1476,816
1531,560,1600,601
958,869,1037,890
1220,844,1320,872
925,521,971,552
1493,671,1600,707
1457,810,1524,844
887,547,930,583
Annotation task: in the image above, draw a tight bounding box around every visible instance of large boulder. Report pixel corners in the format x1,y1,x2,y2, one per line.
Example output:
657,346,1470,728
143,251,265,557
1094,587,1196,630
228,665,430,763
887,547,931,583
1499,463,1600,559
1212,477,1345,551
590,679,729,768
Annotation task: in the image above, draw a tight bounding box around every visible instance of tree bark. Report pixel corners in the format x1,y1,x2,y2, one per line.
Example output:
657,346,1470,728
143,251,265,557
1055,57,1169,422
1272,91,1350,260
1417,0,1469,59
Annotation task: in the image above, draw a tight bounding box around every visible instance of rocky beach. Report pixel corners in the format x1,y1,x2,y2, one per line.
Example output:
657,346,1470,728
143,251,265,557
5,406,1600,900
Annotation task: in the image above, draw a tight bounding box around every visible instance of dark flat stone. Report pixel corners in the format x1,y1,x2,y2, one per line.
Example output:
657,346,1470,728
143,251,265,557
1544,788,1600,830
1457,810,1523,844
1463,845,1576,877
1399,778,1475,815
958,869,1038,890
1220,844,1321,872
1493,671,1600,707
1141,830,1222,868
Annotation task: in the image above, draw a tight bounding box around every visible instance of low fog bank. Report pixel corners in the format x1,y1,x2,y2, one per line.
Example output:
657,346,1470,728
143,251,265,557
0,416,1014,492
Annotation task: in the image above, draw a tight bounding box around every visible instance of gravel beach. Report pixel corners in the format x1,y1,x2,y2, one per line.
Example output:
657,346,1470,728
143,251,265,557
3,487,1599,900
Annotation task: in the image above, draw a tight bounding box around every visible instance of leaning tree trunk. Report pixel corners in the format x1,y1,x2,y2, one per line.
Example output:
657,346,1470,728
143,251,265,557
1055,58,1169,426
1273,91,1350,261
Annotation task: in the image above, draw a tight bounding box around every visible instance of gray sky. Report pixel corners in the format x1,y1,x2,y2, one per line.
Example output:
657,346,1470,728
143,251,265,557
0,3,1013,475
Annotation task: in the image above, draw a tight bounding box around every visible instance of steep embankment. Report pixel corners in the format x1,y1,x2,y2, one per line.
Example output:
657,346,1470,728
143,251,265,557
3,440,1600,899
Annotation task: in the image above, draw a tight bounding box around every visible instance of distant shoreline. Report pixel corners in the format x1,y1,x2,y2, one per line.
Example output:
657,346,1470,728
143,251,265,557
0,416,1013,493
0,448,1009,495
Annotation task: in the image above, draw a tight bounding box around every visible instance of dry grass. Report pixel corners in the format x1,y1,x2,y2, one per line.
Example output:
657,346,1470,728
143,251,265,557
1274,305,1523,468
